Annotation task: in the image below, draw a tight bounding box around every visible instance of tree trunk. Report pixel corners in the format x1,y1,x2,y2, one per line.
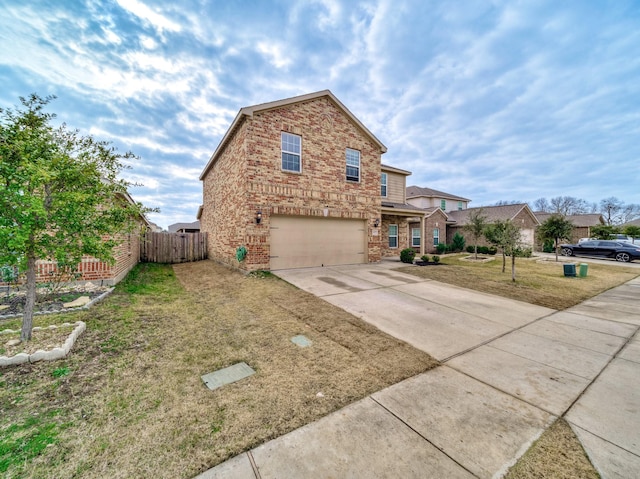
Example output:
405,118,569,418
21,251,37,341
474,244,478,260
511,253,516,282
554,238,559,262
501,251,506,273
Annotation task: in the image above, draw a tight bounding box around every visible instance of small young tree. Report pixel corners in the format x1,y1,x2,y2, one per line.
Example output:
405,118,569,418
485,220,522,281
464,208,487,260
623,225,640,243
0,94,155,341
537,214,574,262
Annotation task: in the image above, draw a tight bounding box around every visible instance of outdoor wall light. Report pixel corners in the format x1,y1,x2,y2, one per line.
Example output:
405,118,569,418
255,211,262,224
374,218,380,228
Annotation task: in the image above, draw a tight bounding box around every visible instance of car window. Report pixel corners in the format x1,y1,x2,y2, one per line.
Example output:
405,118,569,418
580,241,598,247
598,241,613,247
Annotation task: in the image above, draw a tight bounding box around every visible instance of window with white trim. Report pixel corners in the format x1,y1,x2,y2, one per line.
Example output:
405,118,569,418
440,199,446,211
411,228,421,247
458,201,463,210
433,228,440,246
381,173,387,197
346,148,360,182
281,132,301,172
388,224,398,248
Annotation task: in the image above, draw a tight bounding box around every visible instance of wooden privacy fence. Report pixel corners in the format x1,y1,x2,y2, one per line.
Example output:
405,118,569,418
140,232,208,264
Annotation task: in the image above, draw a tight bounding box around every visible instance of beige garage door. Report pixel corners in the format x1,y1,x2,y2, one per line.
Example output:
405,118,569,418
270,216,367,270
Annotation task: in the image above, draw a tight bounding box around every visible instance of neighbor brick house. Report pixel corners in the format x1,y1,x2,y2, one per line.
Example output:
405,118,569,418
446,203,540,248
31,191,149,286
198,90,425,271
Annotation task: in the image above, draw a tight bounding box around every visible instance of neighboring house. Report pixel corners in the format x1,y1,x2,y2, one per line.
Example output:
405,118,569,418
168,221,200,233
446,203,540,248
33,191,149,285
198,90,425,271
147,221,164,233
405,185,471,254
534,213,605,248
406,186,471,212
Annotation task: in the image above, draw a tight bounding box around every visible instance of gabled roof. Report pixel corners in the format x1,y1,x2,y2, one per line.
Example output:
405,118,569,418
168,221,200,232
446,203,539,226
406,185,471,202
622,218,640,227
200,90,387,180
381,201,426,216
534,212,605,227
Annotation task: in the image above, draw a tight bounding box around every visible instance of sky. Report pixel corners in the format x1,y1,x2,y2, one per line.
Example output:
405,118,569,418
1,0,639,229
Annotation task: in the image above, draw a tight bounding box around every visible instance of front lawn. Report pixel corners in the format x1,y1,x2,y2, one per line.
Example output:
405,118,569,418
0,262,436,478
399,254,639,310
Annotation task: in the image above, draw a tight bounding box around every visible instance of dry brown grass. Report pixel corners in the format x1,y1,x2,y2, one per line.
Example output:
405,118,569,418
0,261,436,478
399,254,639,310
505,419,600,479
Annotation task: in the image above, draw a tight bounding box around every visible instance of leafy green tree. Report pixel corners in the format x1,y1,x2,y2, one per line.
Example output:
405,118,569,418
590,225,620,240
537,214,574,262
623,225,640,243
0,94,155,341
464,208,487,260
484,220,522,281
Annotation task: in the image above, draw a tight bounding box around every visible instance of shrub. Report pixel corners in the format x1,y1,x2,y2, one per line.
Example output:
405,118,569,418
436,243,447,254
542,239,555,253
400,248,416,264
451,233,466,252
506,247,533,258
432,255,440,263
487,246,497,255
420,255,429,263
466,245,475,253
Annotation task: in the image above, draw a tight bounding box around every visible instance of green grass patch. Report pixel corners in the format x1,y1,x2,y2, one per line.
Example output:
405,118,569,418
0,412,64,475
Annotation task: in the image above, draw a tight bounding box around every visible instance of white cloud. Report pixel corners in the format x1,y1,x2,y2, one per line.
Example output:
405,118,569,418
115,0,181,34
256,41,292,69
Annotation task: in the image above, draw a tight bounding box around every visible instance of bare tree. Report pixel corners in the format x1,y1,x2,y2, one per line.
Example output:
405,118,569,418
533,197,550,212
600,197,623,225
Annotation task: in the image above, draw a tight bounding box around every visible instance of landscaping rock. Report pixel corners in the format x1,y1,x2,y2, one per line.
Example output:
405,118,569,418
5,339,21,347
63,295,91,308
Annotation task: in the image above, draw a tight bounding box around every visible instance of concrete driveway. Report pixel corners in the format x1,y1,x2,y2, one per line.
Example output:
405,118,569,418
275,261,554,361
197,263,640,479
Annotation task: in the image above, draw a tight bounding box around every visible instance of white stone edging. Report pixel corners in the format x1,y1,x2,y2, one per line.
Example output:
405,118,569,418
0,321,86,368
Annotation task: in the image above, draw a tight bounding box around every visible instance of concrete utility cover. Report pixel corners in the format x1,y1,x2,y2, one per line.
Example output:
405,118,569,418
291,335,312,347
201,362,255,391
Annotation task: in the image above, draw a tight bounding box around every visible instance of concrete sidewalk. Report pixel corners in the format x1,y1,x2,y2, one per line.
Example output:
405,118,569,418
196,266,640,479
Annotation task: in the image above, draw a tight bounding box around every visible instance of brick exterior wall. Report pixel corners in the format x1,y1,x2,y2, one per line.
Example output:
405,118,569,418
380,216,410,257
29,228,143,286
201,96,383,271
409,210,447,254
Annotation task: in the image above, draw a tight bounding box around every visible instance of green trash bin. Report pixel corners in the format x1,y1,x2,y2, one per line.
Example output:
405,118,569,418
563,263,577,277
579,263,588,277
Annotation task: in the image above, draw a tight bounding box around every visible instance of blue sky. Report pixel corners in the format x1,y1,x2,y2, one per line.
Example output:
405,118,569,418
1,0,639,229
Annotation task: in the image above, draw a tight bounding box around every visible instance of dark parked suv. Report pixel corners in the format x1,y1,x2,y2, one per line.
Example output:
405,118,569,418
560,240,640,262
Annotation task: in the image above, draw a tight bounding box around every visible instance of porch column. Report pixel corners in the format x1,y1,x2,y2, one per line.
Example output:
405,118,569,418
420,215,425,255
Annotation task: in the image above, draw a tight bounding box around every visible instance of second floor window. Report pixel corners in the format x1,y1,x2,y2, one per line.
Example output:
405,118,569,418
381,173,387,197
440,199,446,211
281,132,301,172
346,148,360,182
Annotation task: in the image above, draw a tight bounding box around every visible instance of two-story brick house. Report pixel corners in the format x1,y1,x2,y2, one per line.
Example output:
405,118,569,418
198,90,425,271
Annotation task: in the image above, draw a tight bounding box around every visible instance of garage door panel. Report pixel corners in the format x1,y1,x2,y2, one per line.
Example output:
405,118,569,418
270,216,366,269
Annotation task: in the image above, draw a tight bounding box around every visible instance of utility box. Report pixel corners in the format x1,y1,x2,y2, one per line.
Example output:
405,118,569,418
563,263,577,277
579,263,589,277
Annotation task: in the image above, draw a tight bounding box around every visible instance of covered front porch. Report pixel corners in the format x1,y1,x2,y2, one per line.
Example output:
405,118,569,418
380,202,427,258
